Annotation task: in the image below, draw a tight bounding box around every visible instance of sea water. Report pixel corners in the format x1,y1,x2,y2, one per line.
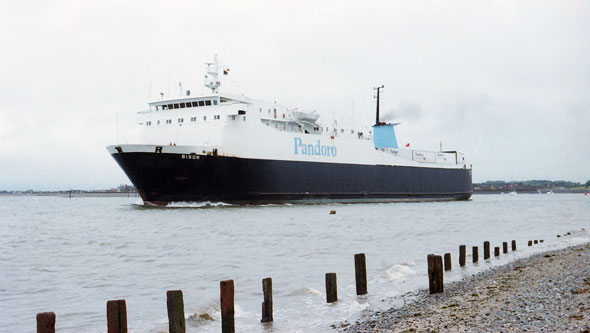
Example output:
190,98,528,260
0,194,589,332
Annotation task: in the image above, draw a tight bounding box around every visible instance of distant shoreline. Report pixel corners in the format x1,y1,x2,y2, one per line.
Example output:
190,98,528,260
0,192,139,198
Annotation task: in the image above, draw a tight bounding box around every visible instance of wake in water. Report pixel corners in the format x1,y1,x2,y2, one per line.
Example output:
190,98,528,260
132,199,232,209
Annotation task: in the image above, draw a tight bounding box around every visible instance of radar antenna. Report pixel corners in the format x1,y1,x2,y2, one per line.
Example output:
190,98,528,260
204,55,221,94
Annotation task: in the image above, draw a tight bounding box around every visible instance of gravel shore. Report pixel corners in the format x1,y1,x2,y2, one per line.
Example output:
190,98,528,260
342,243,590,332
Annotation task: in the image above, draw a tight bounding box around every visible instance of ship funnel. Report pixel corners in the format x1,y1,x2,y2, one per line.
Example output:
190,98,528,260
373,123,400,149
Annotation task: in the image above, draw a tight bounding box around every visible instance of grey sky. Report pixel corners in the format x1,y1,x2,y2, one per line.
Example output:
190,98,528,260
1,0,588,190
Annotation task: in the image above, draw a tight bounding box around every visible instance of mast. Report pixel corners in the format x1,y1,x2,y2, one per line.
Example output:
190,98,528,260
204,55,221,94
374,85,384,125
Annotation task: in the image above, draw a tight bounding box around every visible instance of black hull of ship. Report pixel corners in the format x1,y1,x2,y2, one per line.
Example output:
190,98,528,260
111,152,472,205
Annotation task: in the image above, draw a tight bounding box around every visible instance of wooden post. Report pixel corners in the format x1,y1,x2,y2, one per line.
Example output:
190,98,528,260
503,242,508,254
534,240,538,244
511,240,516,251
261,278,273,323
494,246,500,257
220,280,235,333
540,240,544,243
36,312,55,333
483,241,490,260
107,300,127,333
459,245,466,267
427,254,443,294
472,246,478,263
166,290,185,333
444,253,451,271
528,240,532,246
354,253,367,295
325,273,338,303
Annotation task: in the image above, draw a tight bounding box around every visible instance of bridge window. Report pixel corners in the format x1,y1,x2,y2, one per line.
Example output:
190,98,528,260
205,100,212,106
179,103,186,108
167,104,173,109
198,101,205,107
173,103,179,109
192,101,198,107
166,119,172,124
191,117,196,122
178,118,184,123
213,100,218,105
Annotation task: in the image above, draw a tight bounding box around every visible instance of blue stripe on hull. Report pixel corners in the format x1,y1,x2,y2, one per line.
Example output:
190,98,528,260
111,153,472,204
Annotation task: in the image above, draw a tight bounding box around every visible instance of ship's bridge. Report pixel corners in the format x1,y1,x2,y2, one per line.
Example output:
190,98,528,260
147,94,250,112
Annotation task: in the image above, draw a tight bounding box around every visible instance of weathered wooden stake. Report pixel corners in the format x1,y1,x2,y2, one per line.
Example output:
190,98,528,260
494,246,500,257
220,280,235,333
459,245,466,267
354,253,368,295
325,273,338,303
167,290,185,333
444,253,452,271
261,277,273,323
512,240,517,251
540,240,544,243
528,240,533,246
503,242,508,254
472,246,479,263
483,241,490,260
427,254,444,294
36,312,56,333
107,300,127,333
534,240,538,244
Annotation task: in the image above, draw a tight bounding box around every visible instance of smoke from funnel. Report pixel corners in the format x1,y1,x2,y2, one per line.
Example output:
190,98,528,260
381,101,422,122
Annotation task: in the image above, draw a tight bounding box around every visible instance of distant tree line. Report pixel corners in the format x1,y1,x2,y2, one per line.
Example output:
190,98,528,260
474,179,589,192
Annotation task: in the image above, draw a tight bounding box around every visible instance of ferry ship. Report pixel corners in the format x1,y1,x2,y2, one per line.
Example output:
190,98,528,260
107,57,472,205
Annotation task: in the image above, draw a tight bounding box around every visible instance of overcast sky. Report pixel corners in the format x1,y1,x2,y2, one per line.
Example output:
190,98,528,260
1,0,588,190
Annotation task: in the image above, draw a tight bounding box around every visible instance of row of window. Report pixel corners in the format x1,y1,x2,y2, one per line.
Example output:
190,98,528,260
155,99,217,111
145,115,246,126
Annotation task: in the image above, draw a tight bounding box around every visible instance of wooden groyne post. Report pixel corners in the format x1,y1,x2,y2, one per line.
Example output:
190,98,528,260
528,240,533,246
36,312,56,333
494,246,500,257
106,300,127,333
503,242,508,254
220,280,235,333
325,273,338,303
261,278,273,323
472,246,479,263
167,290,185,333
444,253,452,271
512,240,517,251
534,240,538,244
483,241,490,260
427,254,443,294
459,245,466,267
354,253,368,295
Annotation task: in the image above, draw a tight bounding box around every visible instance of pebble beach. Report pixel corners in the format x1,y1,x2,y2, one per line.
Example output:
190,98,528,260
342,243,590,332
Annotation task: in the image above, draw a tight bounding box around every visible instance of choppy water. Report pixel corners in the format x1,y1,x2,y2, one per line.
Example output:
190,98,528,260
1,194,589,332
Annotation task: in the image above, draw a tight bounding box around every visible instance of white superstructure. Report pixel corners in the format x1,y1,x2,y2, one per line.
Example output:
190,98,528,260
112,56,467,171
